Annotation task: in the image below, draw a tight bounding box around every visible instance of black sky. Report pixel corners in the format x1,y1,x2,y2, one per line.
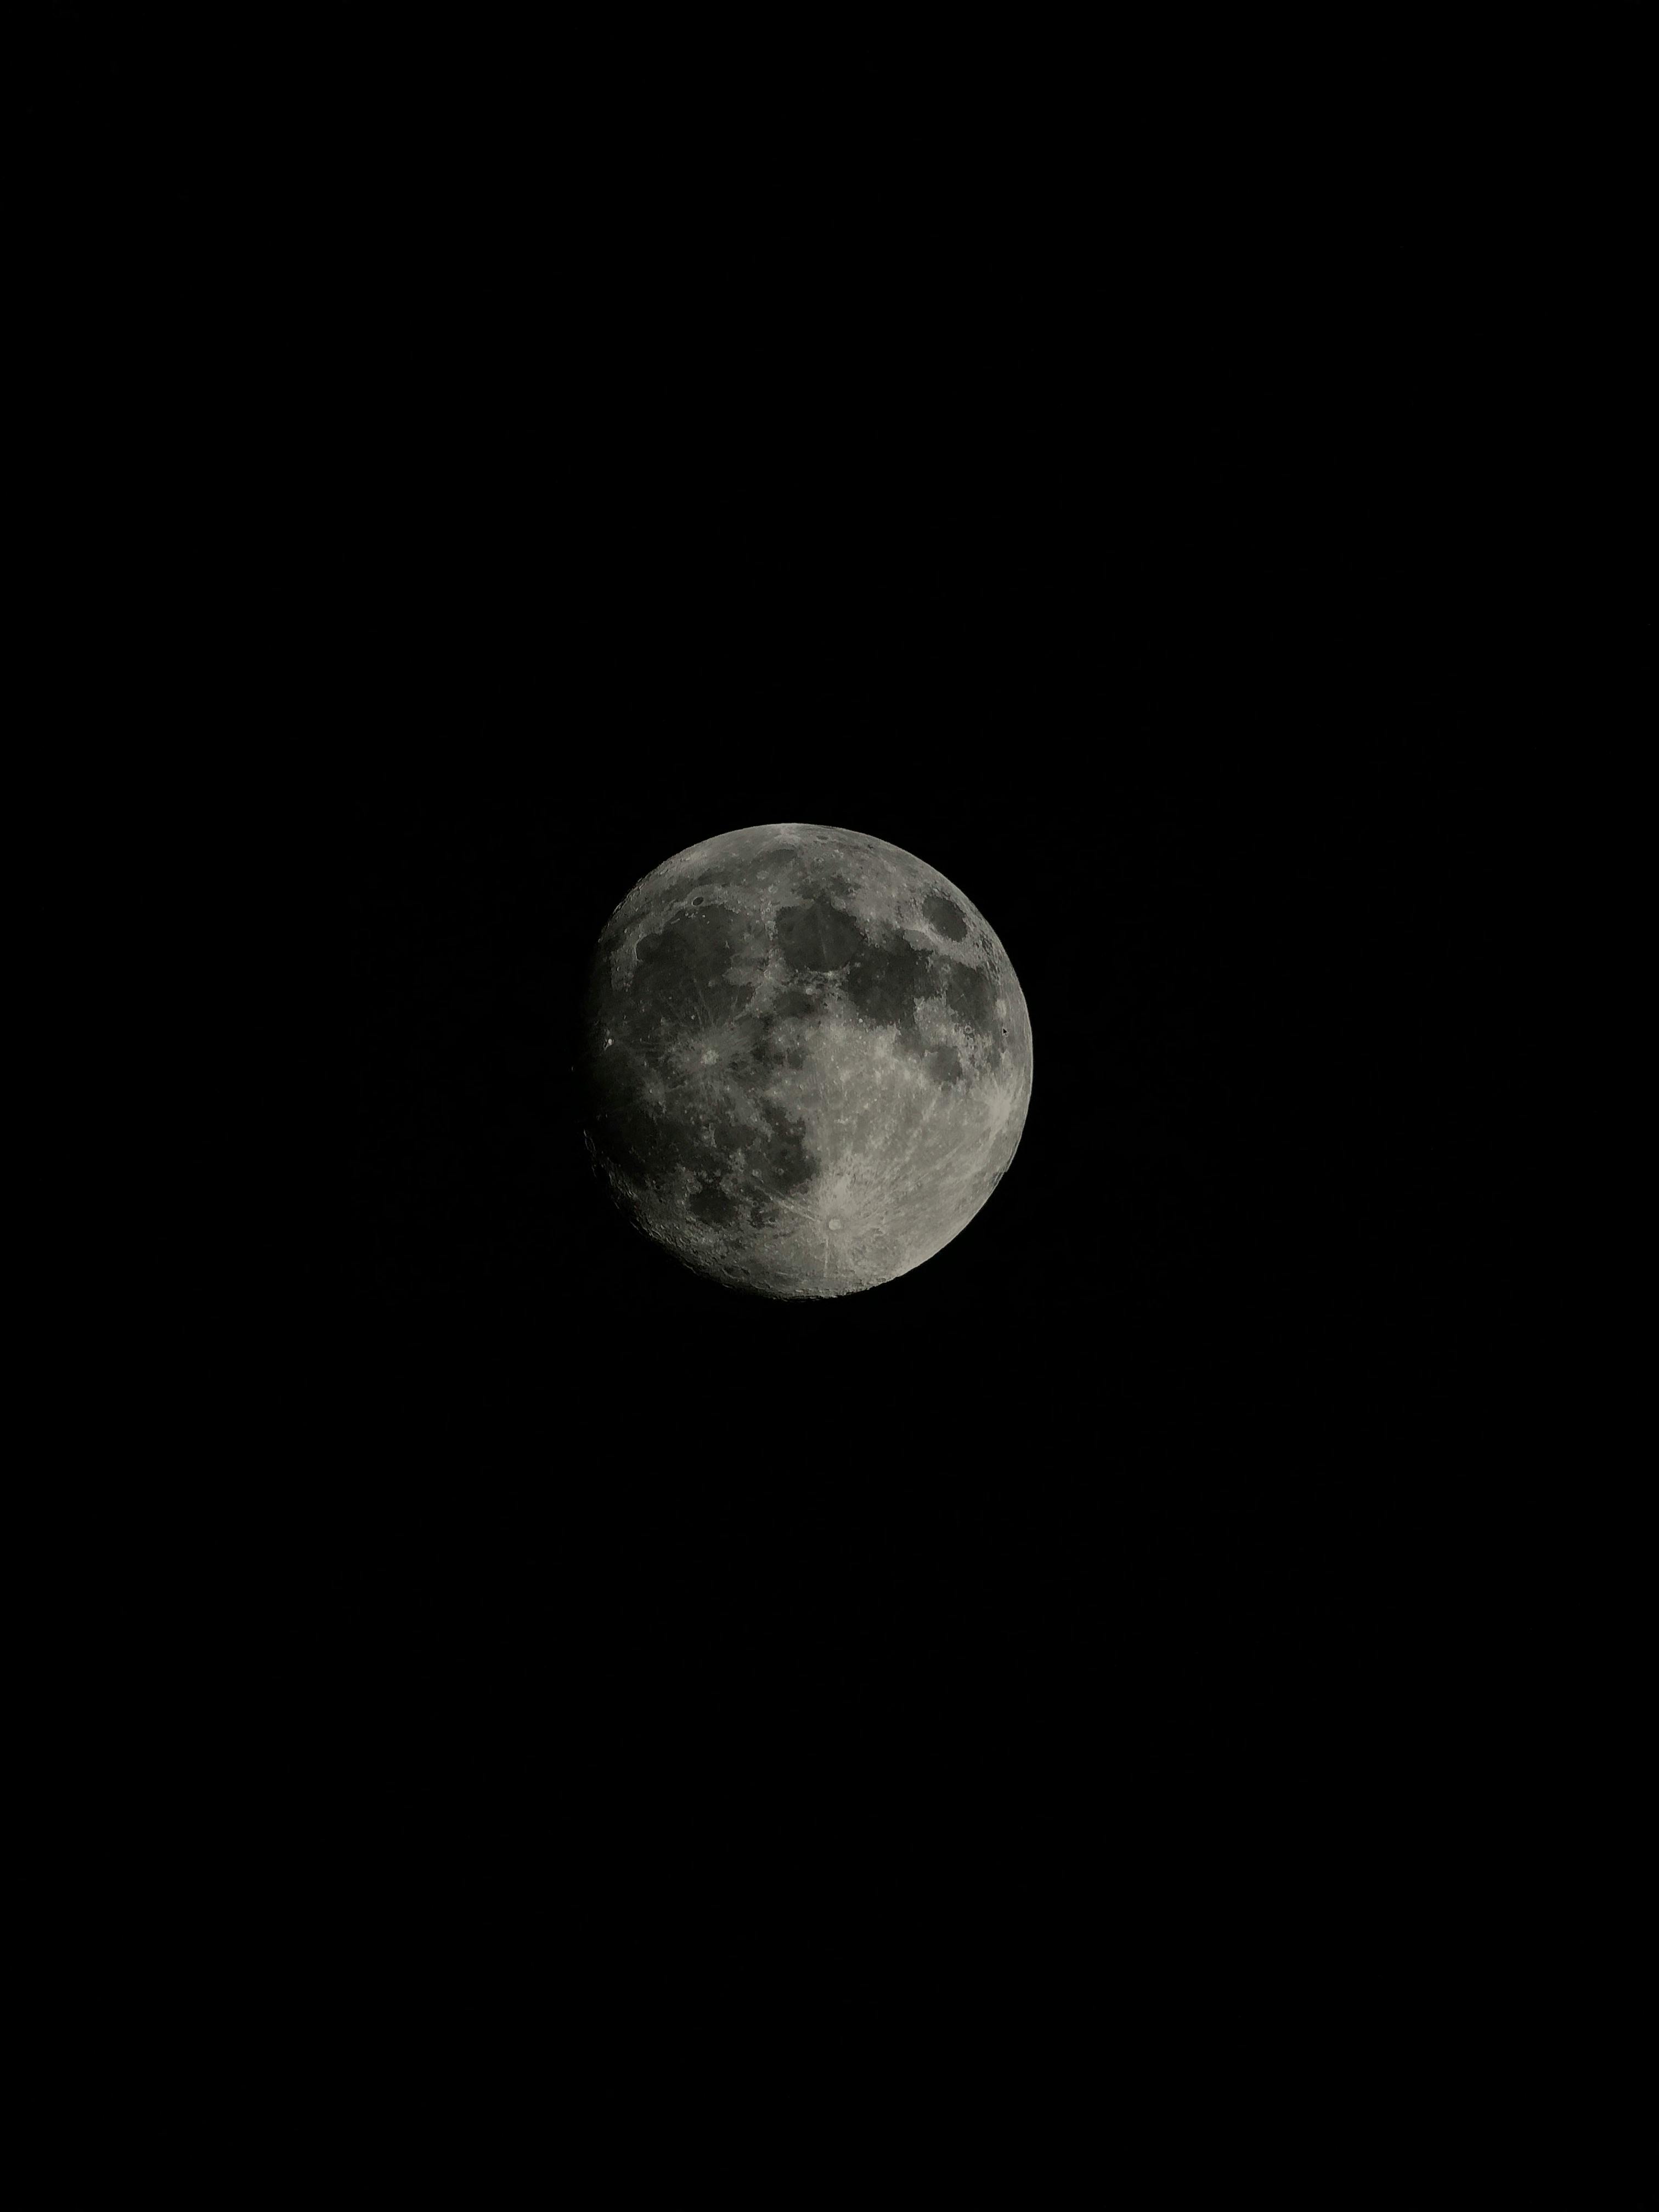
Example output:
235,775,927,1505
335,26,1416,1825
40,13,1484,2133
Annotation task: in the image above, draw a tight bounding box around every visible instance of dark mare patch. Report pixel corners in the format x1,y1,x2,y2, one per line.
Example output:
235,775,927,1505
923,893,967,940
775,900,865,972
924,1042,963,1086
689,1182,738,1226
579,1020,702,1183
631,904,754,1027
843,934,937,1039
579,960,679,1179
754,1099,815,1192
943,957,998,1034
582,1077,676,1182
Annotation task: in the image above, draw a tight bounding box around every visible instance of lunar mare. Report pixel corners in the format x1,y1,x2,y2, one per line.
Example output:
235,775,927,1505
578,823,1032,1297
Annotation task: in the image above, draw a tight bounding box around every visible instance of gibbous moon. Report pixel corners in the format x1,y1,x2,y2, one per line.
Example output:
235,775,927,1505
578,823,1032,1297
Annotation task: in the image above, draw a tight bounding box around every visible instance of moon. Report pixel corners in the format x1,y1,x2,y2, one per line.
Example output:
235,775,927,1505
578,823,1033,1297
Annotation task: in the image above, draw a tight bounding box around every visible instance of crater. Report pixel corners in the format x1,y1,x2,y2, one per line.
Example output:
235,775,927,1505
923,892,968,941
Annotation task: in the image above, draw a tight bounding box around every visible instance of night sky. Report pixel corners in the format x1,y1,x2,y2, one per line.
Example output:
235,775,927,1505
41,7,1482,2137
317,15,1420,1997
331,36,1408,1778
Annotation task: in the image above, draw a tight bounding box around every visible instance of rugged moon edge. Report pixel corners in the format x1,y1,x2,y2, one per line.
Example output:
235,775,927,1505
578,822,1033,1297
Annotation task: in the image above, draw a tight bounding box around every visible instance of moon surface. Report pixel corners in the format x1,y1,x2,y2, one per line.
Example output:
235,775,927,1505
578,823,1032,1297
